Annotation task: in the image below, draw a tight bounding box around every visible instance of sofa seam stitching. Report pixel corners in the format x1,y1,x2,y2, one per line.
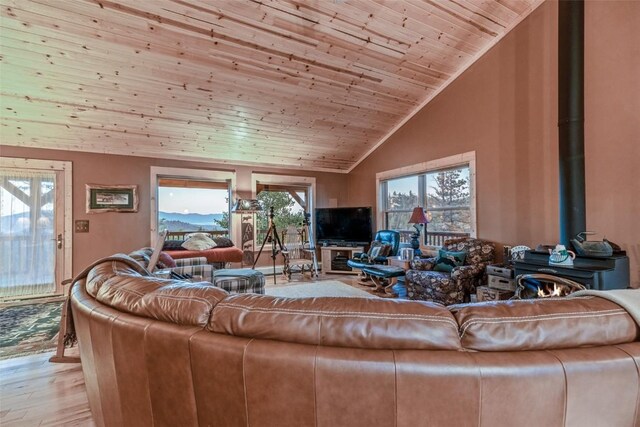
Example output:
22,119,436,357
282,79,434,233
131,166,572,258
145,293,214,310
217,306,458,327
242,338,254,427
459,308,625,330
613,344,640,423
546,350,569,426
460,310,627,338
216,303,456,321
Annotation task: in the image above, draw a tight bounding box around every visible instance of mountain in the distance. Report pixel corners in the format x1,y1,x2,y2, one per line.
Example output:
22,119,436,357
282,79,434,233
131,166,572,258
159,211,224,226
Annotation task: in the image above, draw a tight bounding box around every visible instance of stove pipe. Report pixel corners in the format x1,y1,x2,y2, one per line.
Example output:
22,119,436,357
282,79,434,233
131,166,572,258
558,0,586,247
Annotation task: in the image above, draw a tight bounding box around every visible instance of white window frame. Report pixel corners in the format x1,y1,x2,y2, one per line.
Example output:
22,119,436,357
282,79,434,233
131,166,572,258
376,151,477,247
150,166,237,246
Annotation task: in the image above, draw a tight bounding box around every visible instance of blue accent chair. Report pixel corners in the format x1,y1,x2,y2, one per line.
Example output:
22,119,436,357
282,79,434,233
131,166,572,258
347,230,401,281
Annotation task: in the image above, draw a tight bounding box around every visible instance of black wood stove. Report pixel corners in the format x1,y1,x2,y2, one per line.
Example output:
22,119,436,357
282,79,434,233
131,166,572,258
514,251,630,290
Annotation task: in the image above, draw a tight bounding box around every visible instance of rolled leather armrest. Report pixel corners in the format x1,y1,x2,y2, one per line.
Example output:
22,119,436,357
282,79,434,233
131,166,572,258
410,257,436,270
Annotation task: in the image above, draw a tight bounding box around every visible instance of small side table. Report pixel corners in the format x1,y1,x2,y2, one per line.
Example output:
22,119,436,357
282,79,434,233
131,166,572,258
386,257,419,298
387,257,412,271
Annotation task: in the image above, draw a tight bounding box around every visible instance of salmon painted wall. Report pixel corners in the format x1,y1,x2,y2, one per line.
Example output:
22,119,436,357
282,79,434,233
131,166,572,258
347,1,640,287
0,146,348,275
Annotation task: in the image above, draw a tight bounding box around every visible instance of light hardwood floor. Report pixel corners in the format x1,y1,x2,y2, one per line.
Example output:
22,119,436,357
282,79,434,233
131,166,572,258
0,273,390,426
0,348,94,427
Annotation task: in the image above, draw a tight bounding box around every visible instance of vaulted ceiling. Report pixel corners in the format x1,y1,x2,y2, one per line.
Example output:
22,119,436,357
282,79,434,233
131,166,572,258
0,0,541,172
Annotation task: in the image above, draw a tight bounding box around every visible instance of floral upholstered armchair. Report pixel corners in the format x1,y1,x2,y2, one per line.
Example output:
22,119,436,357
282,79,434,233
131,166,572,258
405,238,495,305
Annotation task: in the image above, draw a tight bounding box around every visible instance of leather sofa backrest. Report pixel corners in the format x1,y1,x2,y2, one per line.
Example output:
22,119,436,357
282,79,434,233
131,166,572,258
209,293,461,350
80,257,639,351
453,296,639,351
85,256,229,328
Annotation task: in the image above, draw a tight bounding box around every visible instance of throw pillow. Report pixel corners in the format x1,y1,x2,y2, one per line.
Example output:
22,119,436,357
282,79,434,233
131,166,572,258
213,237,234,248
367,241,384,259
369,245,383,259
379,243,393,257
157,252,177,269
185,232,213,240
163,240,185,251
182,233,218,251
434,249,467,272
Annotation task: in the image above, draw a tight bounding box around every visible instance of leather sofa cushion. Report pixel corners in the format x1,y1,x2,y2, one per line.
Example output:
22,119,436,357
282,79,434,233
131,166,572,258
453,296,639,351
96,275,170,318
85,255,229,327
141,282,229,327
87,260,148,298
209,294,461,350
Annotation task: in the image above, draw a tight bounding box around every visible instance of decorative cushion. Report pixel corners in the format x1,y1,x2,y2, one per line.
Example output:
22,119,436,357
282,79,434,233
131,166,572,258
368,243,383,258
434,249,466,272
157,252,177,268
367,241,384,258
182,233,218,251
365,242,393,261
213,237,234,248
163,240,185,251
379,243,393,257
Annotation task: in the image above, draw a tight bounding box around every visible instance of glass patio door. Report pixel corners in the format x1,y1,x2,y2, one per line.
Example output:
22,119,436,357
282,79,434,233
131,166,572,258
0,168,61,299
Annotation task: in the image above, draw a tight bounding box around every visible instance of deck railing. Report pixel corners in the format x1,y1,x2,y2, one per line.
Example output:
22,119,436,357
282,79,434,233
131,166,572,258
165,229,471,247
398,230,471,247
164,230,229,241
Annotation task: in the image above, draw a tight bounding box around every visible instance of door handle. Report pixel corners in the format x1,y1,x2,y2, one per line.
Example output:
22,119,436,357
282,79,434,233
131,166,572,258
56,234,63,249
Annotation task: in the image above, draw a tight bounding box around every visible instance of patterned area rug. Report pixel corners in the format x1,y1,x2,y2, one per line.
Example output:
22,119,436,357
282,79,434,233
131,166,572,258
266,280,377,298
0,301,62,360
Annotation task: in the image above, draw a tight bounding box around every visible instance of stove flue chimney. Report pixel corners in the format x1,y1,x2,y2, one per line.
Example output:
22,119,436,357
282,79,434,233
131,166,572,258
558,0,586,247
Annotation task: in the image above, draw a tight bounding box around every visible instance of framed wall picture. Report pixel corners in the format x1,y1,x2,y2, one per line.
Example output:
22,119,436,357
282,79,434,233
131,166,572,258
86,184,139,213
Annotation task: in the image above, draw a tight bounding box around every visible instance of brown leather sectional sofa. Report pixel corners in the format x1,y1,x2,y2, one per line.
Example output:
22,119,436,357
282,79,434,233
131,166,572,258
70,255,640,427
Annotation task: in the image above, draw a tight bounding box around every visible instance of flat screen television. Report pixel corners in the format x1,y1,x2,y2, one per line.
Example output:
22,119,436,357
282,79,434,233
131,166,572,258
315,207,373,245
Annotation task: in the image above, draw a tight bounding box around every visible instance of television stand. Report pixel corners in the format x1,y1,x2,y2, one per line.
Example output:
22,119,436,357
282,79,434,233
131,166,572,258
321,246,364,275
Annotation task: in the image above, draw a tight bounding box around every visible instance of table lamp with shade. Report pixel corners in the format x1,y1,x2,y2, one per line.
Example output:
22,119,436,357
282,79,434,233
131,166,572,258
408,206,429,256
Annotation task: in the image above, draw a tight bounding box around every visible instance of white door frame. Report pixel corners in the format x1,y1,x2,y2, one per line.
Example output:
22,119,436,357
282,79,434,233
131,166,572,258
0,157,73,294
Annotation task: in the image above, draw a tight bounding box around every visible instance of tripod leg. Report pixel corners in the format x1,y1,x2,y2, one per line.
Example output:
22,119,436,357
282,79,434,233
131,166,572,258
271,233,277,285
252,225,273,269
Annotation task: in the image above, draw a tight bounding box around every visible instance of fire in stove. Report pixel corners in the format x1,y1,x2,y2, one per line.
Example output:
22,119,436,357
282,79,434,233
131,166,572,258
515,274,587,299
537,283,571,298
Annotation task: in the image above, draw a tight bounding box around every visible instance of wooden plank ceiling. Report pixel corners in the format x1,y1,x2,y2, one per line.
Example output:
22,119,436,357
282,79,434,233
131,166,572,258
0,0,541,172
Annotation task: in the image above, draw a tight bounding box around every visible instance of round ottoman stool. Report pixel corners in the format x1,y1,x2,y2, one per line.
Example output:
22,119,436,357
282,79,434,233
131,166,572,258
213,269,265,294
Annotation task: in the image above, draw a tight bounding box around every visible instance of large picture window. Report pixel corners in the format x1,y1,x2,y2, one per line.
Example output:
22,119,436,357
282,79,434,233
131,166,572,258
157,178,231,238
150,167,236,246
382,175,419,232
378,153,476,246
425,167,473,235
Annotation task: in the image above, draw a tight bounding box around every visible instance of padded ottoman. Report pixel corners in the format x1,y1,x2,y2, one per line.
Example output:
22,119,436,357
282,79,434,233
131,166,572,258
361,265,405,296
213,269,265,294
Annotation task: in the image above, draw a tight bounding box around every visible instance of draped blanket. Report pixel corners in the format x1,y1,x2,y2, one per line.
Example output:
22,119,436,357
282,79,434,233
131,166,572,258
63,254,149,347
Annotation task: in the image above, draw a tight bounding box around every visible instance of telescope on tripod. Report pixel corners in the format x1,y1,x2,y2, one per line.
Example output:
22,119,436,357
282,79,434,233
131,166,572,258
252,206,284,284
